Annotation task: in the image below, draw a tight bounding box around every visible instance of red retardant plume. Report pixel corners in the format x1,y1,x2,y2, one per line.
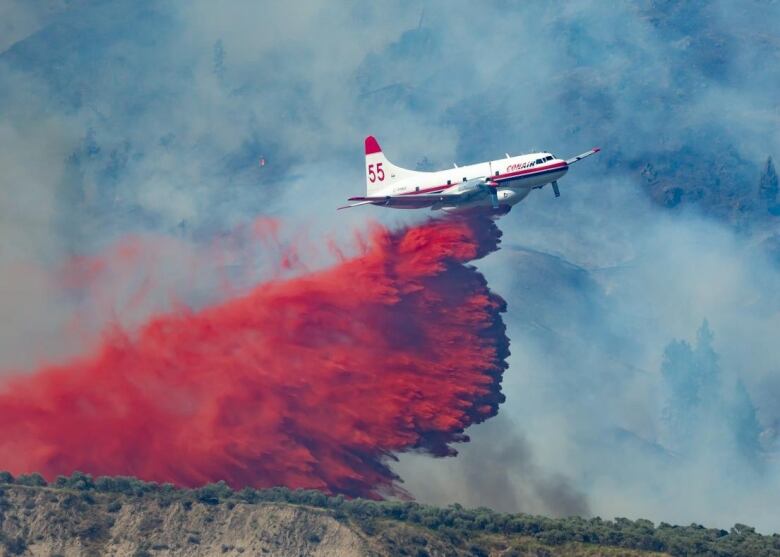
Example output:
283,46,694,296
0,212,509,498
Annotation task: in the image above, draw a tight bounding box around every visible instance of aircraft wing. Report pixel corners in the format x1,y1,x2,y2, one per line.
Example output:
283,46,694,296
343,188,489,209
341,195,445,208
566,147,601,165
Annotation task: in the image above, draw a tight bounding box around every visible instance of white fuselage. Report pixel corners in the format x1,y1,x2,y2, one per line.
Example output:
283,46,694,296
342,136,596,212
372,151,568,210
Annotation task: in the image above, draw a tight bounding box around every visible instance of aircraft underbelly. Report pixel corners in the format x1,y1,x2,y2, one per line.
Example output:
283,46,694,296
507,168,567,188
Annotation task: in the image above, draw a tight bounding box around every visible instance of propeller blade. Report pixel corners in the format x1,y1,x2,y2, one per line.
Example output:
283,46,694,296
552,180,560,198
490,189,499,209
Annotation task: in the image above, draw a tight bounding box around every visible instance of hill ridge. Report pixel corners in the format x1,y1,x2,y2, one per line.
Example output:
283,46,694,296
0,473,778,556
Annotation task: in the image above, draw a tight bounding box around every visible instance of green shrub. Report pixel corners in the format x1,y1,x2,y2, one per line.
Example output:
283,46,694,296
15,473,46,487
67,471,95,490
195,481,232,505
238,487,258,503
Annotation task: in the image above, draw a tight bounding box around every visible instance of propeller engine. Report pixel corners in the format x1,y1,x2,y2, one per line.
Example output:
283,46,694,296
485,180,500,208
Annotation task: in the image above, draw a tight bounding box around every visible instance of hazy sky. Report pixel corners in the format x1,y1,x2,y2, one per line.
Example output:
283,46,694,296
1,0,779,531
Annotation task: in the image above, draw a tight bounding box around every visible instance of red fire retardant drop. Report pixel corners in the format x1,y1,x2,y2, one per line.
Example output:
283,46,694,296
0,213,509,498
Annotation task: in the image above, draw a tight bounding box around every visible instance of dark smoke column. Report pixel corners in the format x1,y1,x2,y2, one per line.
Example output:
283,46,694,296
0,213,509,498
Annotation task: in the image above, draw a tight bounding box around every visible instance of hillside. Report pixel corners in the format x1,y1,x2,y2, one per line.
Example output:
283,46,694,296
0,474,778,557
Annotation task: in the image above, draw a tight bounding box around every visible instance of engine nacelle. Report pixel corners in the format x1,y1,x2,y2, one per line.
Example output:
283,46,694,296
494,188,528,206
454,178,486,195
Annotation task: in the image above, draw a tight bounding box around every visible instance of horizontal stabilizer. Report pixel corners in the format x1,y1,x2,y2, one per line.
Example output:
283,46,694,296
337,200,376,210
566,147,601,165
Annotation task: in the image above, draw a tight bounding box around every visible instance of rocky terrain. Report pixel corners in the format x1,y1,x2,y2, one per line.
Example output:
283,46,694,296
1,476,778,557
0,484,663,557
1,485,368,556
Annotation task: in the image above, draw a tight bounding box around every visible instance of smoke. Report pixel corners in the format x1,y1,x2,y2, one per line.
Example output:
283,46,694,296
1,0,780,532
0,212,509,498
397,414,590,518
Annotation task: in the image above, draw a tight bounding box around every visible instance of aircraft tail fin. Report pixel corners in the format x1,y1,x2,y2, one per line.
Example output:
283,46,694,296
364,136,422,196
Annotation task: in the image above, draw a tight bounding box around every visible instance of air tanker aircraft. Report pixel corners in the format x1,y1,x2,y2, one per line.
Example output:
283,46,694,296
339,136,600,211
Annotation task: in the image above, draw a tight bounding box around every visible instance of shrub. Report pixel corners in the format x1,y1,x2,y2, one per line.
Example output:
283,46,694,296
195,481,232,505
160,482,176,493
15,473,46,487
307,533,321,544
67,471,95,491
238,487,258,503
4,536,27,555
79,521,108,541
94,475,151,496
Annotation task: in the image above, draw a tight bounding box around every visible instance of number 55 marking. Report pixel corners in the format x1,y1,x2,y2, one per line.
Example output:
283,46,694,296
368,163,385,182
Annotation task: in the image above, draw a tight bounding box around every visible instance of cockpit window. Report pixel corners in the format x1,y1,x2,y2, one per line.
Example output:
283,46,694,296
545,156,553,161
535,159,543,164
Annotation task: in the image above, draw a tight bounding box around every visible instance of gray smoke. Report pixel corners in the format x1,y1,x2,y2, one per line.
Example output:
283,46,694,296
1,0,779,531
398,414,590,518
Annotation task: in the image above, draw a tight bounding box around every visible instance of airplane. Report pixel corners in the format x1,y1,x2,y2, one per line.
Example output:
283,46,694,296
339,136,600,212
